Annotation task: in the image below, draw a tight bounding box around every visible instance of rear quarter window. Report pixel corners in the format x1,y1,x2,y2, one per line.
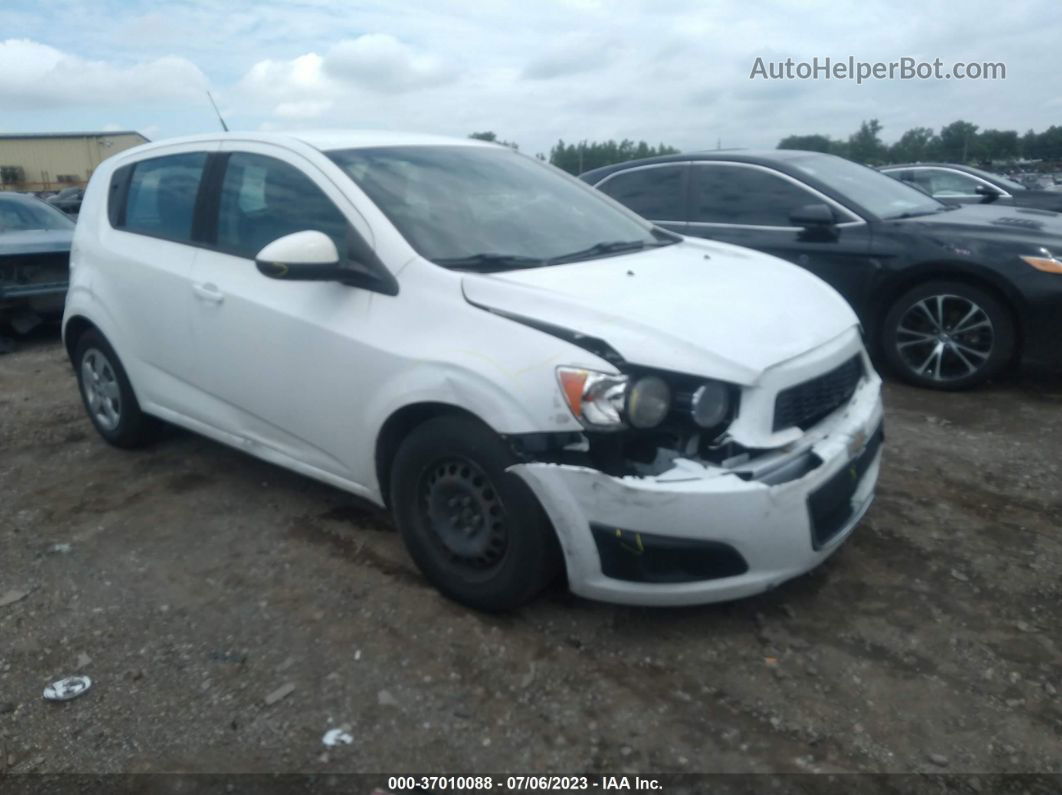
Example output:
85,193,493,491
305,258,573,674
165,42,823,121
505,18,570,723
116,152,208,243
597,165,685,222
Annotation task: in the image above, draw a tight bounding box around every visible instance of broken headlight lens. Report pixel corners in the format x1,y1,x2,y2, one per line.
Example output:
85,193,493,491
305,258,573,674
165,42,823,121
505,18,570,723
557,367,628,429
690,380,731,428
626,375,671,429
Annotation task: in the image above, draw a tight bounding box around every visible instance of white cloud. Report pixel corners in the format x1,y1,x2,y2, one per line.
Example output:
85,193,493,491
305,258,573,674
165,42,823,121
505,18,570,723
324,34,456,92
274,100,335,119
0,38,208,109
241,53,329,101
2,1,1060,154
523,35,616,80
237,34,458,123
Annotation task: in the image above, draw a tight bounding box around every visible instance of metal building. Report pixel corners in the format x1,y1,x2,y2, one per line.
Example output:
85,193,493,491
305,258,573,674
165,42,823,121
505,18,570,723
0,131,149,193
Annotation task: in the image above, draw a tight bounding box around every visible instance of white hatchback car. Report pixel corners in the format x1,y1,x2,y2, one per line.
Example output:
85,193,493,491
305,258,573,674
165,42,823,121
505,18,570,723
64,131,883,610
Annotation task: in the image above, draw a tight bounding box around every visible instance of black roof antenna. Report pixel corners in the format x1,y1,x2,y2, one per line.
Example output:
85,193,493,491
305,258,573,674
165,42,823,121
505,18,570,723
207,91,229,132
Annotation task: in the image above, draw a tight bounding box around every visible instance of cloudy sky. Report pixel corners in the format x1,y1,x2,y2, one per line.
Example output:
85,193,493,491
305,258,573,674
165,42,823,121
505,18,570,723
1,0,1058,155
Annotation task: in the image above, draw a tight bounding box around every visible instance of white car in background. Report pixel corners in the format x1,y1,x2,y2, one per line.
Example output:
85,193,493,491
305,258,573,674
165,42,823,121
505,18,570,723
63,131,883,610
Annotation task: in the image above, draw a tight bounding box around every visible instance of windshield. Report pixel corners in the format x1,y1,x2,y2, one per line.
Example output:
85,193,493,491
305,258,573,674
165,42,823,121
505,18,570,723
0,196,75,233
789,154,947,220
328,145,663,268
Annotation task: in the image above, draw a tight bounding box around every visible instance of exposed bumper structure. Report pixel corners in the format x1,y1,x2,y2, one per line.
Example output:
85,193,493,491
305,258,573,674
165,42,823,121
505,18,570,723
511,370,884,607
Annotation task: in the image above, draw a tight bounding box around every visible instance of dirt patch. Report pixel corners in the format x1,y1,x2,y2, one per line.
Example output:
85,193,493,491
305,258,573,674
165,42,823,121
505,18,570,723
1,336,1059,775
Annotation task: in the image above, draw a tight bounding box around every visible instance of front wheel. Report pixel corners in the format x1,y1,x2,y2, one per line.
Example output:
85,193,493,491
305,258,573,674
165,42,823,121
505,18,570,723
389,416,561,611
880,281,1015,390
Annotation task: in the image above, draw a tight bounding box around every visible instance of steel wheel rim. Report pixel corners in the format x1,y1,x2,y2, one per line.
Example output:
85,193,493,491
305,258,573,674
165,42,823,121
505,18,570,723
895,294,994,382
81,348,122,431
418,456,509,572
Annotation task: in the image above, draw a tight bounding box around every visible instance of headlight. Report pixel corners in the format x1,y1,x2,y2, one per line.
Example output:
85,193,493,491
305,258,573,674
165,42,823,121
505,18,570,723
557,367,628,429
1021,249,1062,274
690,381,731,428
626,375,671,429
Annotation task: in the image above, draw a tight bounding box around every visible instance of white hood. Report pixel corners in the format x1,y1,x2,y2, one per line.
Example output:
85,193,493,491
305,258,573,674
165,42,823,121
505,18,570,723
461,239,858,384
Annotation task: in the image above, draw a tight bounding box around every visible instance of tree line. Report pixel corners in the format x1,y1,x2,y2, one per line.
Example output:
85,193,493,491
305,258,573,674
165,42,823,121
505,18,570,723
467,120,1062,175
547,139,680,175
778,120,1062,166
469,131,679,174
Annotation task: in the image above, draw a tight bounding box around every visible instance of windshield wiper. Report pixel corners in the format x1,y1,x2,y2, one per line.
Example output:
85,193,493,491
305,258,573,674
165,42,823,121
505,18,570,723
548,239,662,265
888,207,953,220
432,253,545,272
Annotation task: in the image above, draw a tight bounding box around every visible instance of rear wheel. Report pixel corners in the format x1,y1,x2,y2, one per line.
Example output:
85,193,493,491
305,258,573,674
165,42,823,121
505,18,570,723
389,416,561,611
881,281,1015,390
74,330,157,447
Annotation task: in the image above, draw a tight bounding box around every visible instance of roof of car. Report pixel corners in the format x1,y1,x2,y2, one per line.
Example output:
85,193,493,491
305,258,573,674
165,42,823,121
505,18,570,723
579,149,833,182
0,191,49,204
879,163,1024,177
880,163,971,170
122,130,496,155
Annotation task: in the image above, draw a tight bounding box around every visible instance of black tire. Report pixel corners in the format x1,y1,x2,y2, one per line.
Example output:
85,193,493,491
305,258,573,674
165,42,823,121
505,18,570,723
74,329,157,448
390,415,561,611
880,280,1016,390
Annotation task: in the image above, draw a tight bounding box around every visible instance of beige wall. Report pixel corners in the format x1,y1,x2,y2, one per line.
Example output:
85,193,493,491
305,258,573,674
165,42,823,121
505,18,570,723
0,133,147,191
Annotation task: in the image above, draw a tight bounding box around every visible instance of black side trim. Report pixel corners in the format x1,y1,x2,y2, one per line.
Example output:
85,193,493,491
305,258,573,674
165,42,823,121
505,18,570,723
107,164,133,229
193,151,227,245
590,524,749,584
806,421,884,550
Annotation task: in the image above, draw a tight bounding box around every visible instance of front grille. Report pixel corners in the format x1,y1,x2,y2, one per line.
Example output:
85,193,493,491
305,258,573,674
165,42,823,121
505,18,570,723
773,355,864,432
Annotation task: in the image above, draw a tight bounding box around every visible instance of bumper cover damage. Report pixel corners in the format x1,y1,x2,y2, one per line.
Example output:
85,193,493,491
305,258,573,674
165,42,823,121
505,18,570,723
510,374,884,606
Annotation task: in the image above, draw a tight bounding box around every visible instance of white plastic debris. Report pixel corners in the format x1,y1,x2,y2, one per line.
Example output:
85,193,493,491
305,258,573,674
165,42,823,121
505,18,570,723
322,728,353,747
43,676,92,702
264,682,295,706
0,589,30,608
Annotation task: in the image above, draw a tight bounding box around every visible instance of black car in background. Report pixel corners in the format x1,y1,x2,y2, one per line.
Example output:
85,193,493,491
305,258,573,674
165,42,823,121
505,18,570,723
581,151,1062,389
0,192,73,350
880,163,1062,212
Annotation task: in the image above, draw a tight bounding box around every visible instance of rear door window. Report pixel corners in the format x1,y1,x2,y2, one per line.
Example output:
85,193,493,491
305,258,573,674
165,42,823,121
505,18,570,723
691,164,820,227
121,153,208,242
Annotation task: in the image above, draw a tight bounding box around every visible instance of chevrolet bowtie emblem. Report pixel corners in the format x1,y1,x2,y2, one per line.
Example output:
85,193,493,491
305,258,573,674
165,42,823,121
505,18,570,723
847,428,868,459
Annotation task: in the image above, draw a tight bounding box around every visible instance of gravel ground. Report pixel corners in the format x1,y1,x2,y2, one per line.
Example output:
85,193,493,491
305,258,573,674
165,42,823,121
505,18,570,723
1,333,1060,776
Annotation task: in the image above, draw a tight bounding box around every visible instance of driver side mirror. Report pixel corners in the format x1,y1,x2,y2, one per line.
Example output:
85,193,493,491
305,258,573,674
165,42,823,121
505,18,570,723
255,230,350,282
974,184,1002,204
789,203,836,228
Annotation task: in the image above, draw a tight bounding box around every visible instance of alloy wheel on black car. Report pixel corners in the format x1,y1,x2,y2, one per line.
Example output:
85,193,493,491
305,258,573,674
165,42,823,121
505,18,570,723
882,281,1015,390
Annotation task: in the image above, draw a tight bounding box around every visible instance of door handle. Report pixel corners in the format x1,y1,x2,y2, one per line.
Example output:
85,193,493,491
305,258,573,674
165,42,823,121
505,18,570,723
192,282,224,304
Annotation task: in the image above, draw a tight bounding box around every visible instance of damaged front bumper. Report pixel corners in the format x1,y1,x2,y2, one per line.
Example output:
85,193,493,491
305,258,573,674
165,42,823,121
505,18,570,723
1,250,70,318
510,373,884,607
